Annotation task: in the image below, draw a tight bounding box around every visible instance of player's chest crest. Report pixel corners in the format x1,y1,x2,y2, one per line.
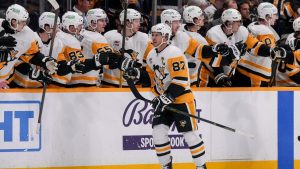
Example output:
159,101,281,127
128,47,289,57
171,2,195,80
151,56,169,80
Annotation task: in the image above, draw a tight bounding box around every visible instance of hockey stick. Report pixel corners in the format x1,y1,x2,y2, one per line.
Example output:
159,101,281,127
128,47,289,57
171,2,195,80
119,0,129,88
125,77,255,139
36,0,60,134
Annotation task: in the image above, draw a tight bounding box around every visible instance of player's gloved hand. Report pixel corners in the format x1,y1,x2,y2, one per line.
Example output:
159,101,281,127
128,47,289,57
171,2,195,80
42,57,58,75
152,93,174,113
29,68,53,84
227,44,241,60
122,49,138,59
0,36,17,48
270,47,286,60
118,57,139,71
288,37,300,51
94,52,120,69
235,41,247,56
0,47,13,63
212,43,229,55
1,20,15,34
67,59,85,73
214,73,232,87
123,67,140,80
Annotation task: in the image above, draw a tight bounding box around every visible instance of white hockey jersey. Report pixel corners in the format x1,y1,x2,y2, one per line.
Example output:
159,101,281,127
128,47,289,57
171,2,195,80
80,30,111,86
171,30,201,84
103,30,153,86
146,44,194,104
242,22,279,82
13,32,67,88
0,24,39,83
206,24,274,84
56,30,98,86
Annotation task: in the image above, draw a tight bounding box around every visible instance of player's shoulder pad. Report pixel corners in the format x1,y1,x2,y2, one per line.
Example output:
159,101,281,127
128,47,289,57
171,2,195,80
165,45,185,58
135,31,150,40
104,30,121,39
248,22,273,36
82,30,108,43
206,24,223,39
175,30,190,41
56,31,81,49
237,25,249,42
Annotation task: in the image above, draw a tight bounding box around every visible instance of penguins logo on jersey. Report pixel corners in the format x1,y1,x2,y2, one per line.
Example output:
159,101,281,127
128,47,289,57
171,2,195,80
153,64,168,81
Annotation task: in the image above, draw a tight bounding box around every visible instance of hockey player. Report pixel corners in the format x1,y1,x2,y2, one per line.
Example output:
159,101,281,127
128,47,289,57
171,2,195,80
181,6,208,86
80,8,111,86
13,12,64,88
182,6,207,45
286,17,300,45
205,8,287,87
245,2,281,86
276,19,300,86
0,36,17,69
275,36,300,86
122,23,208,169
161,8,230,87
58,11,122,87
103,8,153,87
0,4,57,85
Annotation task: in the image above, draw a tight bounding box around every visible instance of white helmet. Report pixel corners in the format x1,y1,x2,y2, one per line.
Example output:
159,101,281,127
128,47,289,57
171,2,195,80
293,17,300,32
151,23,172,41
39,12,60,32
221,8,241,23
119,8,141,24
183,6,203,24
161,9,182,24
6,4,29,30
87,8,108,26
257,2,278,20
62,11,83,32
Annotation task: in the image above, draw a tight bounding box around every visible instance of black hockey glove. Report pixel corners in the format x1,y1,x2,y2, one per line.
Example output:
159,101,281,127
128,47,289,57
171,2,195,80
67,59,85,73
118,57,140,71
152,93,174,113
0,47,13,64
123,67,140,81
94,52,120,69
1,20,15,34
270,47,286,61
235,41,247,56
123,49,138,59
288,37,300,51
0,36,17,48
214,73,232,87
212,43,229,56
29,68,53,84
41,57,58,75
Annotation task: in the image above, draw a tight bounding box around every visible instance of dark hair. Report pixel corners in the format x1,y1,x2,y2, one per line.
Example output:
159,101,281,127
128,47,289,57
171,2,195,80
223,0,237,9
238,0,250,10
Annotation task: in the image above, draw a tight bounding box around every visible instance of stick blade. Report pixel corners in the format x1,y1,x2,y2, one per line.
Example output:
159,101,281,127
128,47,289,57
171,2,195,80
235,129,255,139
36,123,41,134
48,0,59,10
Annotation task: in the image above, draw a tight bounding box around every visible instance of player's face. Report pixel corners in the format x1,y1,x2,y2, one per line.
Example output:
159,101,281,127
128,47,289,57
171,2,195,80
151,32,163,47
69,24,83,35
130,19,141,33
231,20,241,33
268,14,278,26
11,19,26,31
171,20,181,34
96,19,107,33
193,15,205,28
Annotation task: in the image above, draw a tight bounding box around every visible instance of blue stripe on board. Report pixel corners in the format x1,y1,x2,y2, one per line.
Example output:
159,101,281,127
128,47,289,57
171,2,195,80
278,91,294,169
